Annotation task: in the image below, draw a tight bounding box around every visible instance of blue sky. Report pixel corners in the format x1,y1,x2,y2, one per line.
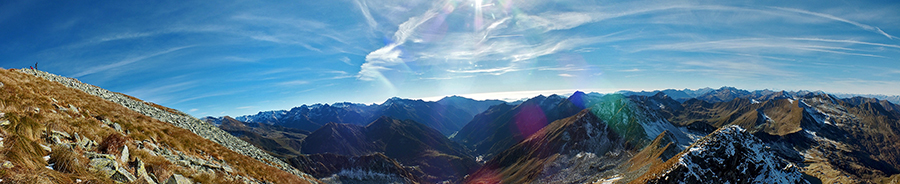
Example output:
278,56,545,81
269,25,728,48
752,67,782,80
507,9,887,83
1,0,899,117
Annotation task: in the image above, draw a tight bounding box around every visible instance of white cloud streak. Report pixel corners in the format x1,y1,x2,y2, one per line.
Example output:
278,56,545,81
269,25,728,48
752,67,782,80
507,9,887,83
770,7,897,39
358,4,441,80
73,45,194,77
355,1,898,86
277,80,310,86
355,0,378,29
634,38,887,58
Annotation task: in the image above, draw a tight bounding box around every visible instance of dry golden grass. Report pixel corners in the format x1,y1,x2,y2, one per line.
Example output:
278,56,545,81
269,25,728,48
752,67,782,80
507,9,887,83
876,173,900,184
48,145,86,174
98,133,126,155
624,132,671,172
628,148,684,184
0,69,316,183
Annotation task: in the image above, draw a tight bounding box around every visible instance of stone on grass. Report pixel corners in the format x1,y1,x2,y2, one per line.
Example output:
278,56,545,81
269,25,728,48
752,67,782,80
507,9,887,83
164,174,192,184
2,161,13,169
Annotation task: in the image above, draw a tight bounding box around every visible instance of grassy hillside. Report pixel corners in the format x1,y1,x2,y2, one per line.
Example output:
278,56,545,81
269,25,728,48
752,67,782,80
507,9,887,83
0,68,317,183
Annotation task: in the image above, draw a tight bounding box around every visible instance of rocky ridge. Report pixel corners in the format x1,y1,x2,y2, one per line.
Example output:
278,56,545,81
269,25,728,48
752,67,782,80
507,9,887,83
18,69,316,183
45,125,257,183
639,125,808,183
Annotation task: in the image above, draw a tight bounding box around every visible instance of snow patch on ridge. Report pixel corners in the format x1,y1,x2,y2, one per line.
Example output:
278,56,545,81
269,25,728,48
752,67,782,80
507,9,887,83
653,126,808,183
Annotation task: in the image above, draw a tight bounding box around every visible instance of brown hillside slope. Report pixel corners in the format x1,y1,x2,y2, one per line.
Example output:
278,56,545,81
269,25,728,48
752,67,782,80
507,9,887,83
465,110,632,184
0,68,317,183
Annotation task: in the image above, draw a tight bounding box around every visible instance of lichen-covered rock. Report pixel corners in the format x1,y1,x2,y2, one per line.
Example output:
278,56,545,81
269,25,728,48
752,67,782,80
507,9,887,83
89,157,117,178
164,174,192,184
2,160,13,169
133,158,158,184
76,135,98,150
89,155,136,183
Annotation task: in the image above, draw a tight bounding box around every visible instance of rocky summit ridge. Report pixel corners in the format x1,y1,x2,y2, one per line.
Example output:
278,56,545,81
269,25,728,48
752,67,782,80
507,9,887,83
638,125,808,183
13,69,317,183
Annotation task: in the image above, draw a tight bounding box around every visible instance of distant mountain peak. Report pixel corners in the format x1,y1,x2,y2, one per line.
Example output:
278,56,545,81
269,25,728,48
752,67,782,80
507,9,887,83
717,86,739,90
366,116,399,128
652,91,668,98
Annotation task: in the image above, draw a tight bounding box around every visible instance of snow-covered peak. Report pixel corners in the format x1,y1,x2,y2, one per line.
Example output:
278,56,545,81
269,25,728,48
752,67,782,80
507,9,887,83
645,125,808,183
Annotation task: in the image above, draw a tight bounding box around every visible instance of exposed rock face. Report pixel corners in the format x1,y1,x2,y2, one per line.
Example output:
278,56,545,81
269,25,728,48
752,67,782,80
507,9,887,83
640,125,808,184
18,69,316,182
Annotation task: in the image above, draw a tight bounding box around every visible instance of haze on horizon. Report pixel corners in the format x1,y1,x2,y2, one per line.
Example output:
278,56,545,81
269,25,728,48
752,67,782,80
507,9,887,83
1,0,899,117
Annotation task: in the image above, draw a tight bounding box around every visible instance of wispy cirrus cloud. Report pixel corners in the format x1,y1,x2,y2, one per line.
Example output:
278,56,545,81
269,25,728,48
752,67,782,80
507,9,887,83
770,7,897,39
633,38,889,58
355,1,898,83
235,106,257,110
121,80,199,104
10,0,898,117
73,45,195,77
354,0,378,29
358,2,441,80
277,80,310,86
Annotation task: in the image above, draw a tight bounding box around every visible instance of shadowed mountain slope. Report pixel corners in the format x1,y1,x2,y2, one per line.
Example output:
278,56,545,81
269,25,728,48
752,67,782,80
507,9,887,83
452,94,583,159
210,116,309,158
287,153,419,184
234,97,502,136
465,110,633,184
301,116,479,183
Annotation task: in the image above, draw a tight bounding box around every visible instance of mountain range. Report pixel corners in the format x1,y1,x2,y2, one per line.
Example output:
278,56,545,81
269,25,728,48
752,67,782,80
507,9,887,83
214,86,900,183
213,97,504,137
20,66,894,184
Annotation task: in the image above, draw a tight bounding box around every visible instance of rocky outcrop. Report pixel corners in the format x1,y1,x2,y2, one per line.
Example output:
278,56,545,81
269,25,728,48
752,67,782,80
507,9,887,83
639,125,808,184
86,152,136,183
164,174,192,184
18,69,316,182
41,125,259,183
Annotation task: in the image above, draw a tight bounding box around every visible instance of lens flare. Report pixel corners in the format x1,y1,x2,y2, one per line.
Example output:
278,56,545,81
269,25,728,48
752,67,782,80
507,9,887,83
513,103,547,139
